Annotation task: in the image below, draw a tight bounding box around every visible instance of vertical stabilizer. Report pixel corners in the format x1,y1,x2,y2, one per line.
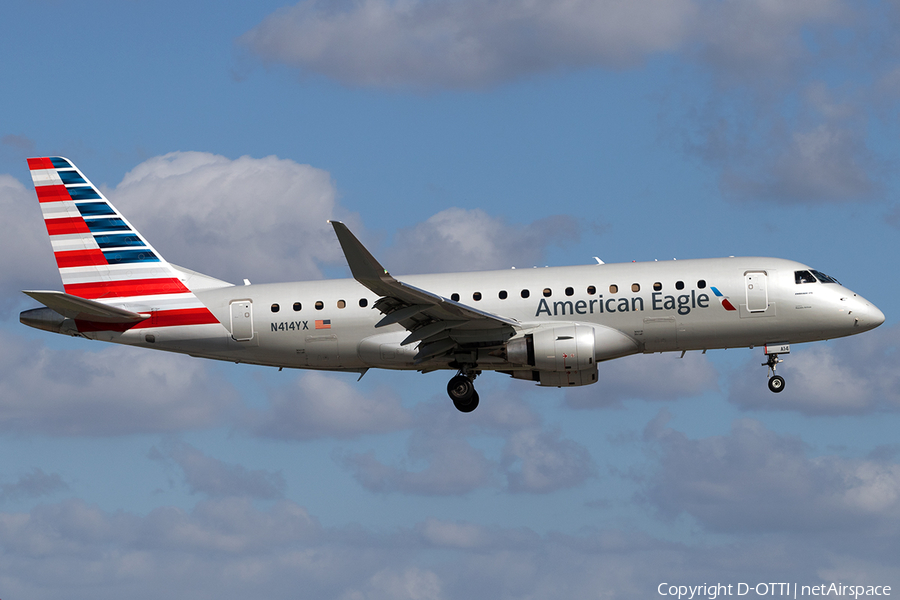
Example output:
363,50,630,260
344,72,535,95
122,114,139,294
26,157,222,329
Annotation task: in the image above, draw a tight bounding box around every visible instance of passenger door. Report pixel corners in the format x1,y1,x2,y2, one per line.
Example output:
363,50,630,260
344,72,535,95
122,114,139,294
744,272,768,312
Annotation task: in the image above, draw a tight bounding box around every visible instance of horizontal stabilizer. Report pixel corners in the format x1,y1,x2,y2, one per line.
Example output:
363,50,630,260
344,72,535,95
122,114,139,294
22,290,149,324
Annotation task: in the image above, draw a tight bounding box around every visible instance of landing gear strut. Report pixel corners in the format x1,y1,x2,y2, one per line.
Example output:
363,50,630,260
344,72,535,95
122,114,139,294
762,345,789,393
447,369,480,412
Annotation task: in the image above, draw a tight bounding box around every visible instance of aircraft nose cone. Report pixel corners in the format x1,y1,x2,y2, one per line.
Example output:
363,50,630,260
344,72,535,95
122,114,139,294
869,304,885,328
854,298,885,331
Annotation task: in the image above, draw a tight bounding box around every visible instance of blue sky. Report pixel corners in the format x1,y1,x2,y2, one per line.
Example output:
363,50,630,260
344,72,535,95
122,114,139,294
2,0,900,598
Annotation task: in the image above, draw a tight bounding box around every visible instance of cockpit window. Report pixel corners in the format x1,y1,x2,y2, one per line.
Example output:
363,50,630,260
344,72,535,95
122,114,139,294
795,270,817,284
810,269,840,284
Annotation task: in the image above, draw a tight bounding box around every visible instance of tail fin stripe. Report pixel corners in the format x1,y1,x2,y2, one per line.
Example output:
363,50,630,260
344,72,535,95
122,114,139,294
51,235,99,254
46,216,92,235
27,157,55,170
58,170,87,185
49,157,72,169
64,278,191,300
59,264,172,283
35,185,71,202
149,308,221,328
75,308,221,332
95,235,145,248
84,218,129,232
67,187,102,200
103,250,160,264
76,202,116,216
56,249,109,269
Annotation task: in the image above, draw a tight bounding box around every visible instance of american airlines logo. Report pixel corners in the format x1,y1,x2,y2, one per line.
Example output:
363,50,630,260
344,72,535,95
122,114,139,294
710,287,737,311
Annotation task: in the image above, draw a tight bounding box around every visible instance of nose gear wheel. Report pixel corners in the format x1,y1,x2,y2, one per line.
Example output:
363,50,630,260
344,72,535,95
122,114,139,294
763,352,786,393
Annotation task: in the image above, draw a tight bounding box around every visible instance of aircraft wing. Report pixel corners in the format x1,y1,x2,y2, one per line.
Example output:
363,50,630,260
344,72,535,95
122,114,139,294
329,221,520,363
23,290,149,324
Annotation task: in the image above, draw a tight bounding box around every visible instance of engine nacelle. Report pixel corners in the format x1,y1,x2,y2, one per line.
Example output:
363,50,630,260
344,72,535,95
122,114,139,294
506,323,638,387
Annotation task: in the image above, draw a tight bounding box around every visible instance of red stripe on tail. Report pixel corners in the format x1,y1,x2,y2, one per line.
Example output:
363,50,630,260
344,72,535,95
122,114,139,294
55,249,108,268
75,308,221,332
27,157,55,170
46,217,91,236
35,185,71,203
64,278,191,300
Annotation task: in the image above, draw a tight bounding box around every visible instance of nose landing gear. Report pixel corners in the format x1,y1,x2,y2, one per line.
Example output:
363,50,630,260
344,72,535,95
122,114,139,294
447,369,480,412
762,344,789,393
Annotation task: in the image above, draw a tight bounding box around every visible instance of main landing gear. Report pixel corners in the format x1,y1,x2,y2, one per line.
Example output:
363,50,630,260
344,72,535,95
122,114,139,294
447,369,480,412
762,344,789,393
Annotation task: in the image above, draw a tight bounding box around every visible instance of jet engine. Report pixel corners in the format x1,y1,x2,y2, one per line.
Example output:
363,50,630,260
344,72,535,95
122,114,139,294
504,323,638,387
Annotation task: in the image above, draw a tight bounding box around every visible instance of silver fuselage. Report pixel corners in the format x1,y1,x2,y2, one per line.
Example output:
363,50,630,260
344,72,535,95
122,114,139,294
80,256,883,374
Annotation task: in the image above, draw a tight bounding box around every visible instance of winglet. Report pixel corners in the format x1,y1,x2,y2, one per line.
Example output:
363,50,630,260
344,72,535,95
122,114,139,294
329,220,397,296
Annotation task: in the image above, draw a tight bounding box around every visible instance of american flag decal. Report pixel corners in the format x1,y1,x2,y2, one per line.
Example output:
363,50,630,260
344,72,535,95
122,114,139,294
315,320,331,329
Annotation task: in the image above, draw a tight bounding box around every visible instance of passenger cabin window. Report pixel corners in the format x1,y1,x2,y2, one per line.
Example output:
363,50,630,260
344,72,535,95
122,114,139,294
565,287,574,296
359,298,368,308
795,270,817,284
451,293,460,302
473,292,482,301
609,284,618,294
315,301,324,310
271,304,280,313
337,300,346,309
653,282,662,291
499,290,508,299
293,302,301,311
521,289,530,298
697,280,706,289
631,283,640,292
587,285,596,295
543,288,552,297
675,281,685,290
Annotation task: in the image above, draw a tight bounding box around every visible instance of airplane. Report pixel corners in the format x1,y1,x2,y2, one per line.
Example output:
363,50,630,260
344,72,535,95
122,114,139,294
20,157,886,412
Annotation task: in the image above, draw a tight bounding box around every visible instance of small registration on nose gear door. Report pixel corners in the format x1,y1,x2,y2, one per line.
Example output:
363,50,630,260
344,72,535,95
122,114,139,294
745,271,768,312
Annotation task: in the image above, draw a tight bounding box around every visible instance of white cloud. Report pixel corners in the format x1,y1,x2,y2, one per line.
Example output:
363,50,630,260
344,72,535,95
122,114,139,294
0,335,238,436
565,351,719,409
502,428,595,493
643,413,900,536
0,175,60,312
340,433,497,495
237,0,854,92
340,392,594,495
0,468,69,502
719,120,879,204
692,0,848,85
417,518,492,549
239,0,696,90
359,567,445,600
245,371,412,440
384,208,579,274
237,1,892,206
1,133,36,153
107,152,345,284
0,485,897,598
149,440,286,499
